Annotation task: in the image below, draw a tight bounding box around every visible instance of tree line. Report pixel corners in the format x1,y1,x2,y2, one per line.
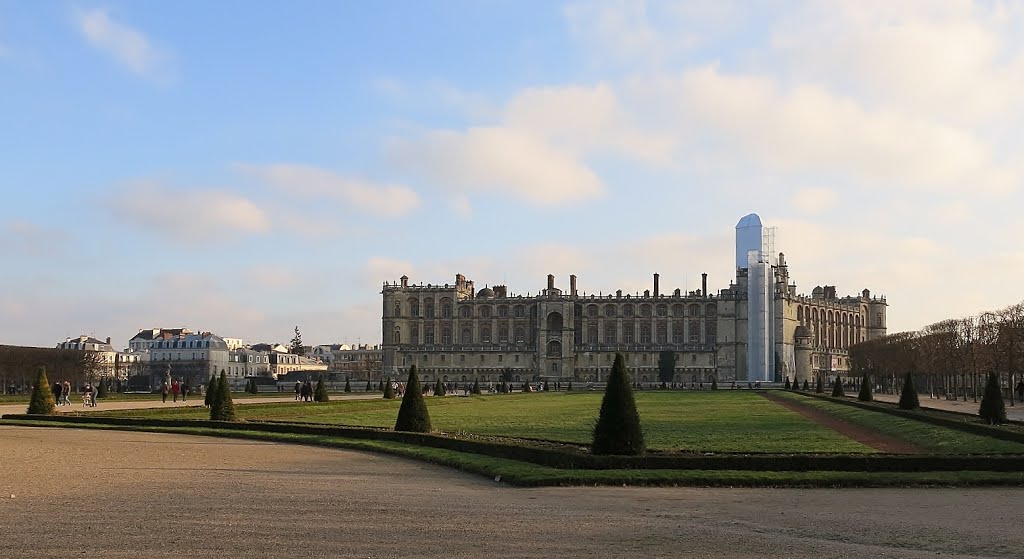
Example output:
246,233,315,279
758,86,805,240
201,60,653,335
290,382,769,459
0,345,104,394
848,302,1024,405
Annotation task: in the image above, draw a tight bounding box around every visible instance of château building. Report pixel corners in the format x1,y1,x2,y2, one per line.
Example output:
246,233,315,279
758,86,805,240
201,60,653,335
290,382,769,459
381,215,887,385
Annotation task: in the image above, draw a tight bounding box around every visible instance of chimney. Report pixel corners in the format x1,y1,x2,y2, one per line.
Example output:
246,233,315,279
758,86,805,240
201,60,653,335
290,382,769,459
653,273,660,297
702,273,708,298
400,275,409,288
547,274,555,290
570,275,577,296
106,337,111,345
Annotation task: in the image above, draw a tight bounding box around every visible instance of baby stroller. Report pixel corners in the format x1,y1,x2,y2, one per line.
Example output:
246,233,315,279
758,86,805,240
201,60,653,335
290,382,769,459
83,388,96,407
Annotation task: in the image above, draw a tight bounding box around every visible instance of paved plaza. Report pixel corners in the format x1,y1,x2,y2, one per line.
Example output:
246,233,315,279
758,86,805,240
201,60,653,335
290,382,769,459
0,425,1021,558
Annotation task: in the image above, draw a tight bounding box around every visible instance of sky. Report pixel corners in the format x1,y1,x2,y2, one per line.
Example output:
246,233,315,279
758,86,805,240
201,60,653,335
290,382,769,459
2,0,1024,350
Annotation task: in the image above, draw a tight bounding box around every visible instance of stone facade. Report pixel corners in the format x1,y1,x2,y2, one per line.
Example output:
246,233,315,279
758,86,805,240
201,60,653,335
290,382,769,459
381,255,887,385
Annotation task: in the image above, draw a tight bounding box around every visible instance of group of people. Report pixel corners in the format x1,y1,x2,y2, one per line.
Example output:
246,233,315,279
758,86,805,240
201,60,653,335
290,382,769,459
51,380,97,407
160,378,190,403
294,380,315,401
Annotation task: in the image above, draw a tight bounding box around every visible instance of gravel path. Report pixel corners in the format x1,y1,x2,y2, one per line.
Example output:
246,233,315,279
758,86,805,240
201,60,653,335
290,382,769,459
0,393,383,417
762,392,923,454
1,426,1021,558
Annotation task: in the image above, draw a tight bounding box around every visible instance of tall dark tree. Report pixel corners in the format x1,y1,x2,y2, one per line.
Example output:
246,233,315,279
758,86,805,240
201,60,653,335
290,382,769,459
657,350,676,388
567,381,573,391
315,375,330,402
289,326,305,356
815,374,824,394
96,379,108,399
979,372,1007,424
471,378,481,395
205,374,218,407
394,366,430,432
378,379,385,391
592,353,645,455
898,371,920,410
365,380,372,392
858,371,873,402
383,378,395,399
210,370,236,421
433,378,445,396
344,378,352,393
27,366,56,415
802,379,810,391
783,376,791,390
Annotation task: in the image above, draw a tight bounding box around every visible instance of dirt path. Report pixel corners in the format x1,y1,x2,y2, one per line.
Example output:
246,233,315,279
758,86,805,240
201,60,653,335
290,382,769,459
1,425,1022,559
762,392,924,454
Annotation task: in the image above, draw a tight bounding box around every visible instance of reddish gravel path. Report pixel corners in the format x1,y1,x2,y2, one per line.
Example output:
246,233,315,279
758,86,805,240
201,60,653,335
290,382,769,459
762,392,924,454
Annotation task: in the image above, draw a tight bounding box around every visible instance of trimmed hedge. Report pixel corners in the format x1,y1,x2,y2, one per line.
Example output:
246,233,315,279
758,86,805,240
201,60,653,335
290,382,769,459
8,413,1024,474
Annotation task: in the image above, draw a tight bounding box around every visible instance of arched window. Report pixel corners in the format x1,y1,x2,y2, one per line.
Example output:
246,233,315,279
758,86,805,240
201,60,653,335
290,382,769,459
623,322,635,343
656,304,667,317
515,326,525,343
393,302,401,317
461,328,472,344
411,325,420,345
498,325,509,343
547,340,562,357
640,323,652,343
588,305,599,317
497,305,508,317
481,326,491,343
480,306,492,318
546,312,563,331
672,304,684,317
640,304,652,317
424,299,434,318
797,306,803,322
672,321,684,343
623,304,635,317
409,298,419,317
688,304,701,316
706,304,716,317
514,305,525,318
605,305,616,317
460,306,471,318
393,327,401,344
440,298,452,318
657,323,667,344
441,326,452,345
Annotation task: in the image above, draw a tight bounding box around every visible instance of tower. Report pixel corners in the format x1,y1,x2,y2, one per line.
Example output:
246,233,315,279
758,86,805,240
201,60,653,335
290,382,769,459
736,213,776,382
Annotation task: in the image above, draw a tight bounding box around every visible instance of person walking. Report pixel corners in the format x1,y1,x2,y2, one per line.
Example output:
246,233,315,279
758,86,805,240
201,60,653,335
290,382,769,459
161,381,169,403
62,380,71,406
84,383,94,407
171,379,180,403
181,381,190,402
53,381,63,405
294,381,302,401
1016,380,1024,403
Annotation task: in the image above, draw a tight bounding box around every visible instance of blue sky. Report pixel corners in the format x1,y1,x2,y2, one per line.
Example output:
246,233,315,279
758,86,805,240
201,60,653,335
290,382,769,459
3,1,1024,349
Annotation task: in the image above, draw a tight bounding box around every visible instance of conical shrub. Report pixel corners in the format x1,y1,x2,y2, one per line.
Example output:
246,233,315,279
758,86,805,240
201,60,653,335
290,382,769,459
831,376,845,397
383,378,395,399
567,381,573,391
210,371,236,421
979,372,1007,424
543,381,550,392
344,378,351,393
366,380,372,392
205,374,218,407
711,378,718,390
898,372,919,410
802,379,809,391
858,372,873,402
433,378,445,396
591,353,645,455
783,377,791,390
27,366,56,415
471,378,481,395
315,375,330,402
395,366,431,433
815,375,824,394
378,380,385,391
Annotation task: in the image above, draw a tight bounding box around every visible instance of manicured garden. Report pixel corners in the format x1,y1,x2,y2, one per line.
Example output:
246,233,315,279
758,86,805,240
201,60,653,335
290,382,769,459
89,391,875,453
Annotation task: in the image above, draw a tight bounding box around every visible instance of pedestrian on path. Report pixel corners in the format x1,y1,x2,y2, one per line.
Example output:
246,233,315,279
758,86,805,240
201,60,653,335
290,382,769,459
161,381,169,403
1016,380,1024,403
171,379,180,403
181,382,190,402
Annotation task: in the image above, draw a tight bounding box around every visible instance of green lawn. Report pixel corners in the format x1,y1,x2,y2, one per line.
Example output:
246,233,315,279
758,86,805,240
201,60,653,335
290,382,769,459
91,391,873,453
773,391,1024,454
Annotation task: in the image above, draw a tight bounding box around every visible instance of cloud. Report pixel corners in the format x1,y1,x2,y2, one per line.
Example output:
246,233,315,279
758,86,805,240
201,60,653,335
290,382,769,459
109,182,269,239
74,8,171,81
362,257,416,289
1,220,69,254
242,164,420,218
791,187,839,215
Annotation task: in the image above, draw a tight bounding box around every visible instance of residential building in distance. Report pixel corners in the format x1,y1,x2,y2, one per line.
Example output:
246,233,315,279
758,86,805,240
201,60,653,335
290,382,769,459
312,344,384,381
381,214,887,386
56,335,119,378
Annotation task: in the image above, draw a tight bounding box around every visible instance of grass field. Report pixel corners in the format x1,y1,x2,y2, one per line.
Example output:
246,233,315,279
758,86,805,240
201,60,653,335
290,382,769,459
92,391,874,453
773,391,1024,454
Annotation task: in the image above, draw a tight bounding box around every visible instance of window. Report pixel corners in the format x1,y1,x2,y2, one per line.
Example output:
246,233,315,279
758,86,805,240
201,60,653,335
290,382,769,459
460,354,465,362
623,304,634,317
424,299,434,318
656,304,667,317
706,304,717,317
515,326,525,343
587,322,598,344
605,305,615,317
689,304,701,316
394,302,401,317
547,340,561,357
588,305,599,317
498,325,509,343
411,326,420,345
498,354,503,362
706,323,717,345
689,320,700,343
481,326,491,343
480,306,492,318
461,328,472,344
498,305,508,318
673,321,684,343
424,326,434,345
604,326,617,344
640,324,652,343
441,299,452,318
623,322,635,343
460,306,471,318
640,305,652,317
441,326,452,345
410,299,419,316
393,328,401,344
514,305,525,318
515,355,520,362
657,323,667,344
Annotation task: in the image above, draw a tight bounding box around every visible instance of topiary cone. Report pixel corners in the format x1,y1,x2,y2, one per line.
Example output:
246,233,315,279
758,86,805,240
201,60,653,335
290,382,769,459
210,371,236,421
344,378,351,393
979,372,1006,424
802,379,809,391
383,378,395,399
315,375,330,402
592,353,645,455
858,372,873,402
205,374,218,407
898,371,919,410
27,366,57,415
783,377,791,390
831,376,845,398
815,375,824,394
471,378,480,395
395,366,431,433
